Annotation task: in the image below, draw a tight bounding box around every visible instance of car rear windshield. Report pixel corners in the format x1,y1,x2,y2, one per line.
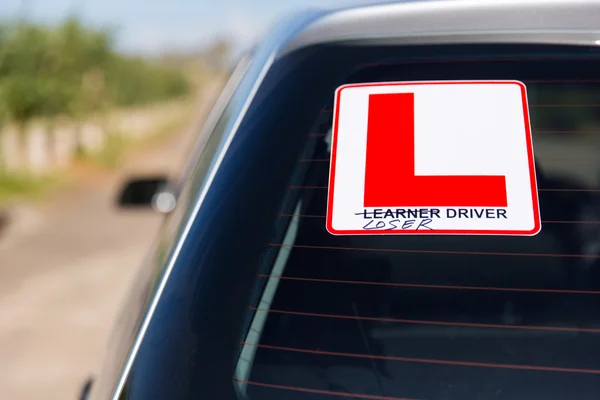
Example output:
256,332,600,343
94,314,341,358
234,46,600,400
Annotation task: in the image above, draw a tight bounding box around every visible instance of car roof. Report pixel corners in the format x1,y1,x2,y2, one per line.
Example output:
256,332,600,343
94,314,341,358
279,0,600,56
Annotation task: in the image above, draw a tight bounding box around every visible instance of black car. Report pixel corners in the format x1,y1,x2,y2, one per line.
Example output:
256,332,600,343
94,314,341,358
85,0,600,399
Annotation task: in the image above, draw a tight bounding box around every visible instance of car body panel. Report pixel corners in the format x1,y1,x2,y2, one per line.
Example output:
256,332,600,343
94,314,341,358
282,0,600,55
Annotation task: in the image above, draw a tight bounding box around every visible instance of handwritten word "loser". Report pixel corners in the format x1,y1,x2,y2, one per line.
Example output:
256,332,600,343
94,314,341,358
363,218,433,231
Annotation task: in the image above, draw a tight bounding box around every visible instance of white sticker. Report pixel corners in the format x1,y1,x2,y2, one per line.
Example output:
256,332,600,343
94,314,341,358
326,80,540,236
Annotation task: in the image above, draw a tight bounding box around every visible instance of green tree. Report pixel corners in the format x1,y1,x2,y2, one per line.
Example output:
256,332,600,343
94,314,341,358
0,17,192,170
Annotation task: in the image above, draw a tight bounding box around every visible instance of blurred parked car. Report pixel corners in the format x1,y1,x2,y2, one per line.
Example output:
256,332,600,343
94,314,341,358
84,0,600,399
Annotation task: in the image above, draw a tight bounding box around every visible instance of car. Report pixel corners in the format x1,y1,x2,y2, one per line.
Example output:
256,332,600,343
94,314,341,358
83,0,600,399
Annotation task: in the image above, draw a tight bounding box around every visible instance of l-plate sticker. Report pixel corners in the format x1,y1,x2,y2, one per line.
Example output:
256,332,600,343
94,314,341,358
325,80,540,236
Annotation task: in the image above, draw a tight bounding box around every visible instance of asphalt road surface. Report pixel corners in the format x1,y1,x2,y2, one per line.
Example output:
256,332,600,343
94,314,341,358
0,79,223,400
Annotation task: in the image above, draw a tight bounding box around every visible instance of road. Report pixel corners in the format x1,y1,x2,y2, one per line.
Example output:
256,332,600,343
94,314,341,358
0,79,223,400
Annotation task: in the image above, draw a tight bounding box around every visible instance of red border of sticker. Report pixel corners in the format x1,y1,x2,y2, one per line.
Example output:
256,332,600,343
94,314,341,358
325,80,541,236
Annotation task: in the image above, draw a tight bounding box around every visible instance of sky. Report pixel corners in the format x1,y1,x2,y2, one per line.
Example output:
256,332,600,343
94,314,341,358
0,0,387,56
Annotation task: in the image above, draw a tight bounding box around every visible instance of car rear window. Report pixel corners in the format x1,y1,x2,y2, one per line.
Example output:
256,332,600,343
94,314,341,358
234,48,600,400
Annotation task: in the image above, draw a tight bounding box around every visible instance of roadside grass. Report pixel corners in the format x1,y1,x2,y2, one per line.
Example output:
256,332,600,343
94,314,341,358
0,171,64,206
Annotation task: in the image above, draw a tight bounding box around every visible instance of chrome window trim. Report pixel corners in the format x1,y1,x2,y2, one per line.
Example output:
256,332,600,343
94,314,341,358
176,54,252,189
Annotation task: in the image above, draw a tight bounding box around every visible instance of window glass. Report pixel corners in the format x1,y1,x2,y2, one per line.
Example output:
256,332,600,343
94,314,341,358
234,49,600,400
